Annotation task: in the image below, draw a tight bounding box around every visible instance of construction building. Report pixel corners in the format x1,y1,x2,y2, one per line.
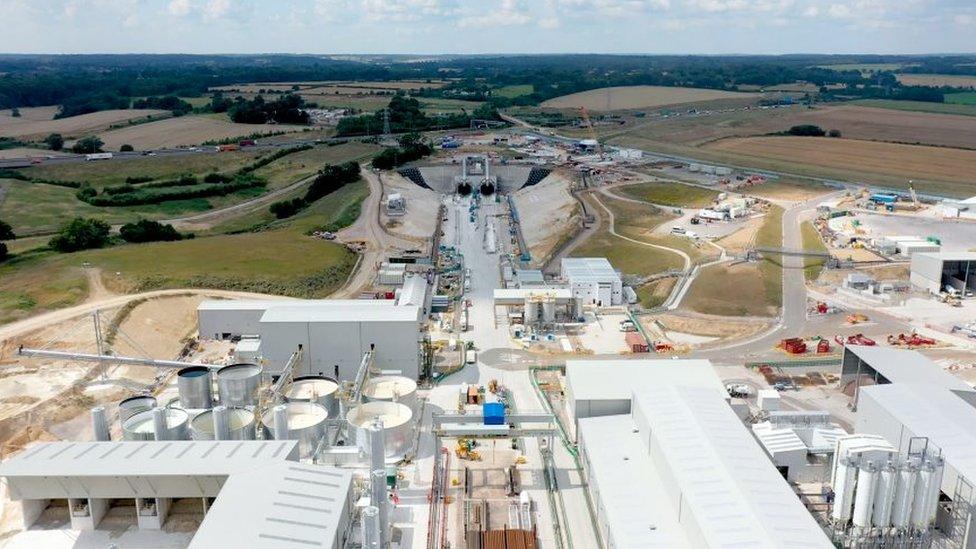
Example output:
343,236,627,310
560,257,623,307
571,359,832,548
910,251,976,295
197,299,423,380
847,347,976,547
0,440,355,548
840,345,976,410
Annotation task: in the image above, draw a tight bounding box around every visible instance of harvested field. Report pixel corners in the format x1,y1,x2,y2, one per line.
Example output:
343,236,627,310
851,99,976,117
0,148,73,159
0,108,169,140
654,311,771,340
91,115,307,150
896,74,976,88
705,136,976,191
742,178,833,201
541,85,760,111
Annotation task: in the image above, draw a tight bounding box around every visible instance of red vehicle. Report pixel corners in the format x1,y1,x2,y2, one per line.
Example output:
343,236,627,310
835,333,877,347
780,338,807,354
217,144,239,152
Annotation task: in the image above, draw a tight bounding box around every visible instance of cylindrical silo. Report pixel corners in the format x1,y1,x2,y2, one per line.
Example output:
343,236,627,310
872,462,896,529
363,376,418,412
347,401,414,460
190,407,256,440
542,300,555,322
911,461,936,530
177,366,214,409
852,462,878,530
524,300,538,324
91,407,110,442
118,395,157,423
285,375,340,418
891,462,918,529
217,363,263,407
832,457,858,524
925,459,944,526
123,407,189,441
261,402,329,460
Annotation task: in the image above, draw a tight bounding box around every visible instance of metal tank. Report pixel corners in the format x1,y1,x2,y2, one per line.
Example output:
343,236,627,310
118,395,157,423
363,376,418,412
925,459,944,526
190,407,256,440
832,457,858,524
261,402,329,460
347,401,414,460
177,366,214,409
891,462,918,529
524,300,539,324
285,375,340,417
911,460,936,530
542,300,555,323
217,363,263,407
872,462,897,529
122,407,189,441
852,462,878,530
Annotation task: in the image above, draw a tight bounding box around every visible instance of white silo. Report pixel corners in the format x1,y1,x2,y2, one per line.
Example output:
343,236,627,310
925,459,945,526
872,462,897,529
891,462,918,529
852,462,878,530
911,460,937,530
524,300,539,324
832,457,858,524
542,299,556,323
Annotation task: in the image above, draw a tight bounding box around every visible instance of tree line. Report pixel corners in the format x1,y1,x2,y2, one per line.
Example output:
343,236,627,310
269,162,361,219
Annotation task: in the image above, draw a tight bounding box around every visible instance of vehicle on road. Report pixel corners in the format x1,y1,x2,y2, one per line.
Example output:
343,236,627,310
84,152,113,161
465,349,477,365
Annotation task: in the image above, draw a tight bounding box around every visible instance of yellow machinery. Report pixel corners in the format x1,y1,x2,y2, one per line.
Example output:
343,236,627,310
456,438,481,461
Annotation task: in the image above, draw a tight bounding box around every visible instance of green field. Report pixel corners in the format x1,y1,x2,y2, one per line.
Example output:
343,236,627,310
619,181,719,208
801,220,828,280
493,85,534,99
946,92,976,106
850,99,976,117
0,143,377,235
818,63,907,72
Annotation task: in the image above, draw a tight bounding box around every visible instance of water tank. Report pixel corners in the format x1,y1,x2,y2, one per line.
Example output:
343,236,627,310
363,376,418,412
177,366,214,409
831,457,857,523
285,375,340,418
190,407,256,440
852,462,878,529
891,463,918,529
261,402,328,460
217,363,263,407
524,300,539,323
347,401,414,460
118,395,157,423
872,462,896,529
122,407,189,441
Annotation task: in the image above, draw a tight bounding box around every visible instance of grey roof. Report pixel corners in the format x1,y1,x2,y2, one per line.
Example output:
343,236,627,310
911,251,976,261
189,461,352,549
578,415,691,548
397,274,429,308
0,440,298,477
515,269,546,284
260,303,421,323
561,257,620,281
199,299,389,311
565,359,725,402
860,383,976,484
845,346,974,392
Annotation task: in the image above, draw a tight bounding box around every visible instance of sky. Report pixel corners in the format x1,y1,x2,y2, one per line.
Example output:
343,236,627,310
0,0,973,55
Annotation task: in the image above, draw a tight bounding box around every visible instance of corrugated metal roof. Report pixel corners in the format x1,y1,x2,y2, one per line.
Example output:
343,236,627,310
911,251,976,261
634,386,833,548
198,299,388,311
845,346,975,392
397,275,429,308
561,257,620,282
753,423,808,454
493,288,573,303
565,359,725,403
0,440,298,477
260,303,421,323
189,461,352,549
578,415,692,548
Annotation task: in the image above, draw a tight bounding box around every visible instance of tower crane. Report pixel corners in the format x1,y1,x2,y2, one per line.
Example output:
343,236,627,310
578,106,603,157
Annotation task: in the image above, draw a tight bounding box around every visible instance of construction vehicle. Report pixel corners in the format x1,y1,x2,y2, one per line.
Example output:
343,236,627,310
456,438,481,461
779,338,807,355
835,333,876,347
816,339,831,354
887,332,936,347
846,313,869,324
940,292,963,307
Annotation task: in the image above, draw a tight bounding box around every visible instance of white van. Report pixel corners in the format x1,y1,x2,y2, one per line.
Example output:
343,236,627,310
670,226,686,235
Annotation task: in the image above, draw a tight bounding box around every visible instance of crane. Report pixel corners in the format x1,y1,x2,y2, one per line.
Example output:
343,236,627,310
577,106,603,157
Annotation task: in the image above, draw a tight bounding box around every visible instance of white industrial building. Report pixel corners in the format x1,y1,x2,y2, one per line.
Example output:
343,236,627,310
197,299,423,380
910,251,976,295
752,411,848,482
574,368,832,548
844,347,976,547
560,257,623,307
0,440,354,548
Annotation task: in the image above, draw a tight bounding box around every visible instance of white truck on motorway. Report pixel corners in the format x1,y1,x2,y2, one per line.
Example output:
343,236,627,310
85,153,113,161
465,349,477,365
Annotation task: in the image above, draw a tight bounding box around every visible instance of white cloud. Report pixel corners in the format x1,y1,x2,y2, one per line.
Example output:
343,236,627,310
954,14,973,25
826,3,851,17
204,0,232,20
168,0,193,16
459,0,530,27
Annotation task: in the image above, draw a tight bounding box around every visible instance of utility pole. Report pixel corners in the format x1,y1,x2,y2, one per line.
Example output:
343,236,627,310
92,310,107,381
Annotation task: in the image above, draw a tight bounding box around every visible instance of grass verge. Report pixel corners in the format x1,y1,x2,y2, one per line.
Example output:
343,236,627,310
618,181,718,208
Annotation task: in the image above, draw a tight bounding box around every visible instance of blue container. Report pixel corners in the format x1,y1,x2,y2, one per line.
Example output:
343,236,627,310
483,403,505,425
